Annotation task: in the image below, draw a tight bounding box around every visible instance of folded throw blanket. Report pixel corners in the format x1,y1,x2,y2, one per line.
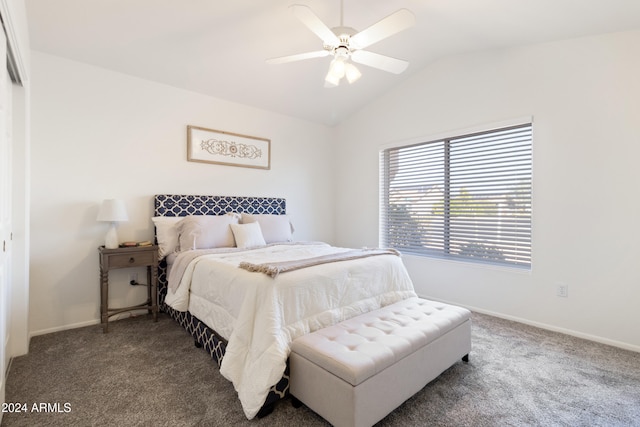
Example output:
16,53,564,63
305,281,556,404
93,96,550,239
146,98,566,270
239,248,400,278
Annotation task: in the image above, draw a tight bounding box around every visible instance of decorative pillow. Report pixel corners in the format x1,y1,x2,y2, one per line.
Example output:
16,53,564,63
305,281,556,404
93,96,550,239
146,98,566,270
176,214,239,251
230,222,267,249
240,214,294,243
151,216,184,259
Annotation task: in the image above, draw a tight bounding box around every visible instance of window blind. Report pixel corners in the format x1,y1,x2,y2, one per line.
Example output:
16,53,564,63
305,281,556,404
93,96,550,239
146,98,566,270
380,123,532,268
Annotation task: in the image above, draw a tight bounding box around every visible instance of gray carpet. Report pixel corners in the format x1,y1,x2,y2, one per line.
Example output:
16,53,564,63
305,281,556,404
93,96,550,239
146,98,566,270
2,311,639,427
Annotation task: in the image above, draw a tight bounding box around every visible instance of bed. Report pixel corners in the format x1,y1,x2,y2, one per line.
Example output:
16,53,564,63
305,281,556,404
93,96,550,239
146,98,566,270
153,194,417,419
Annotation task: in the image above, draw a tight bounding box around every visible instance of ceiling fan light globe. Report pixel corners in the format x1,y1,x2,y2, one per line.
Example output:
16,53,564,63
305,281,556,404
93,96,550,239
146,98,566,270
325,71,341,87
329,58,346,78
345,63,362,84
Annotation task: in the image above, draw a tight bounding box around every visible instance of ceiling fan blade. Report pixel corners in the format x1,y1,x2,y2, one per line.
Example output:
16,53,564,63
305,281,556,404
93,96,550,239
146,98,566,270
351,50,409,74
266,50,331,65
350,9,415,50
290,4,340,46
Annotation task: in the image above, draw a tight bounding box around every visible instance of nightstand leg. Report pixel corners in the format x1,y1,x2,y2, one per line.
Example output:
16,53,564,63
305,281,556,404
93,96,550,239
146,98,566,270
151,264,158,322
100,266,109,333
147,266,152,315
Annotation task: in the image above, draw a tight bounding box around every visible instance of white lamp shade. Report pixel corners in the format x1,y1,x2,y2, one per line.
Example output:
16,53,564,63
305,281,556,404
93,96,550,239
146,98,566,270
97,199,128,222
97,199,128,249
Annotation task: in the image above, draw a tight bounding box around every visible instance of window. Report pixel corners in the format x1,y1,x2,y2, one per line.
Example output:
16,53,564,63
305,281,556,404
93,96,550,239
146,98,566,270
380,123,532,269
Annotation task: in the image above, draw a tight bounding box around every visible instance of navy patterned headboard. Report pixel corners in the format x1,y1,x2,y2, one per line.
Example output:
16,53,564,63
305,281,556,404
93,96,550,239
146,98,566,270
154,194,286,217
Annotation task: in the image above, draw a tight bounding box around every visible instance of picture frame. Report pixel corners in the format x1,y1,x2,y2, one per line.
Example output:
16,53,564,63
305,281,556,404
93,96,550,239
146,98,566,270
187,125,271,170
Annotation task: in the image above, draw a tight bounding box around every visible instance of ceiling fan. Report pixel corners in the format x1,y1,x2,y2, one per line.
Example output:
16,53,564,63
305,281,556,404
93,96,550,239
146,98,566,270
267,2,416,87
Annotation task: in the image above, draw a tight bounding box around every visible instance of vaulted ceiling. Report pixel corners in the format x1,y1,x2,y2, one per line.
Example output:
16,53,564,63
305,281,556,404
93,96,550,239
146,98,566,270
26,0,640,126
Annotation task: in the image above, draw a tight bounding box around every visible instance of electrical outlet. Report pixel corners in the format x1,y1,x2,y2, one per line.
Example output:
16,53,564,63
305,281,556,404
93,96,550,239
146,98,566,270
129,272,138,285
556,282,568,298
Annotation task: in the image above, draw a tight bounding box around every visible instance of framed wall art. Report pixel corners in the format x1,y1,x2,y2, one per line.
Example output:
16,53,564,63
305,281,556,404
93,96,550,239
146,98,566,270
187,125,271,170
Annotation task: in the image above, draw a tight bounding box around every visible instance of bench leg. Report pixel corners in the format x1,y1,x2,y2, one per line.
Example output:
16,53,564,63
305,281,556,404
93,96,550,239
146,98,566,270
291,395,303,408
462,354,469,362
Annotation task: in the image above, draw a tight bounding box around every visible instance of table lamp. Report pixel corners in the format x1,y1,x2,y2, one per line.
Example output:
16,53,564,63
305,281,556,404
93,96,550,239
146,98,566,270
97,199,128,249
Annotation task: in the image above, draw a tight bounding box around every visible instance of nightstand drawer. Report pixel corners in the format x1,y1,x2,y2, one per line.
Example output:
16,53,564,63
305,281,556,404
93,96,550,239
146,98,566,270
107,251,155,268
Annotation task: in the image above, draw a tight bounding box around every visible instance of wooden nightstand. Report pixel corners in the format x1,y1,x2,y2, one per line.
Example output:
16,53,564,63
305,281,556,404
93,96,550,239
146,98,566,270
98,245,159,333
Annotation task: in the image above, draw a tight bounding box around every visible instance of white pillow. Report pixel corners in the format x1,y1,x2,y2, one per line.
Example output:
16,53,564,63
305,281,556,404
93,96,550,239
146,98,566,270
230,222,267,249
151,216,184,259
176,214,239,250
241,214,293,243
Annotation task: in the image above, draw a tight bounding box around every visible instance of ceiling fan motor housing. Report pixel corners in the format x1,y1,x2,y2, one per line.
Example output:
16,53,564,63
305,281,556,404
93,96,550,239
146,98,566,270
324,26,357,57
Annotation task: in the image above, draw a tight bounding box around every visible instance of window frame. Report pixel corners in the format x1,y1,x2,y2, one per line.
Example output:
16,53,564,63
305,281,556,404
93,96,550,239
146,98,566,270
379,122,533,269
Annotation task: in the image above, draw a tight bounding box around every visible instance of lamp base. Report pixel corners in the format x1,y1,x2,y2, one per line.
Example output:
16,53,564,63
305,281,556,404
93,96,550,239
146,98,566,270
104,223,119,249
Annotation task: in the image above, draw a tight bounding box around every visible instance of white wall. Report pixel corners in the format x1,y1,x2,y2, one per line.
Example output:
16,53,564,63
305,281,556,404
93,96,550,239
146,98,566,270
29,52,335,335
335,30,640,351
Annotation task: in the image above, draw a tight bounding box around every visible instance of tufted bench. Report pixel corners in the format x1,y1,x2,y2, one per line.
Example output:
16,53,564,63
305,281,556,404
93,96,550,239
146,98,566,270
289,297,471,427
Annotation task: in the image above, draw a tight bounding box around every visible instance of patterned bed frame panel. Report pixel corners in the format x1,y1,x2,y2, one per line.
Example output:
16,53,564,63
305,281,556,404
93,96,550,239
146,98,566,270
154,194,289,410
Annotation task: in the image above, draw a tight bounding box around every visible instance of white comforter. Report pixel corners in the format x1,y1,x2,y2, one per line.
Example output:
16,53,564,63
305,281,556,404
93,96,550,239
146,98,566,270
164,243,416,419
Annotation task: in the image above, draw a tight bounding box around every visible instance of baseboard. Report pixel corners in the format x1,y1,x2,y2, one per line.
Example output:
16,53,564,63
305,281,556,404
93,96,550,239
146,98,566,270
418,294,640,353
30,311,150,338
30,319,100,338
